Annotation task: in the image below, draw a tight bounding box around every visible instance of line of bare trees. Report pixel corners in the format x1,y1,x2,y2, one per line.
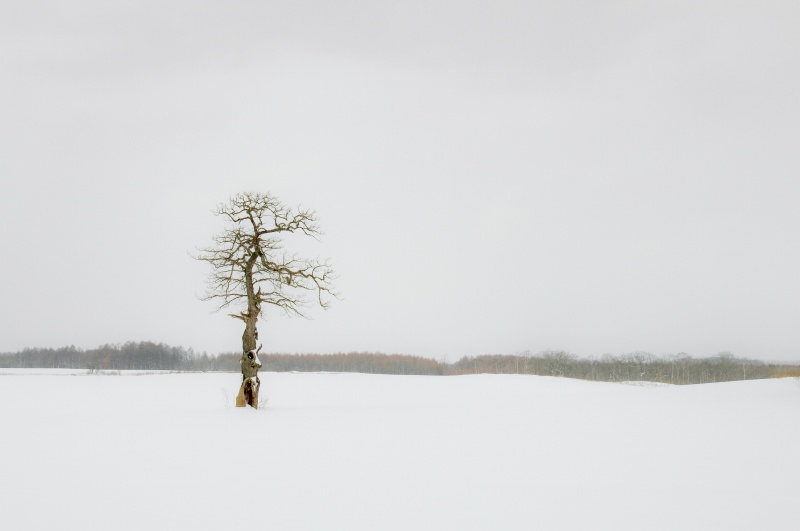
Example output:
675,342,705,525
448,351,794,384
0,342,199,371
245,352,445,375
1,344,797,383
0,344,443,375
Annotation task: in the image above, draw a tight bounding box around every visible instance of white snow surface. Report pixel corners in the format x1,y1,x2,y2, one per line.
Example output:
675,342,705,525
1,370,798,530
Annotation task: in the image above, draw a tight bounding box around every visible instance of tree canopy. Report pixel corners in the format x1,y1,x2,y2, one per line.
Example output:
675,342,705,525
196,191,336,352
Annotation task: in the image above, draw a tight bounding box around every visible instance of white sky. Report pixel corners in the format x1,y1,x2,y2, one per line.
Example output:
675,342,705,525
1,1,799,361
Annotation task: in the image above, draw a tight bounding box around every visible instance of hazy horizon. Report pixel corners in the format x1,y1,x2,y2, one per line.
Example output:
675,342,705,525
3,341,799,366
2,1,799,362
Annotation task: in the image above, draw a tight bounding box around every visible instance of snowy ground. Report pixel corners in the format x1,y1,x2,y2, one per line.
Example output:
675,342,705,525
1,370,798,530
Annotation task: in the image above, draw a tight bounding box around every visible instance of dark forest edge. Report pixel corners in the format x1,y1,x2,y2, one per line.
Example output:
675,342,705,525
1,342,799,384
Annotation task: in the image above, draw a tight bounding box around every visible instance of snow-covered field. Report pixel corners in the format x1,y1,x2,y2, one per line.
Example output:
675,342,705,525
1,370,797,530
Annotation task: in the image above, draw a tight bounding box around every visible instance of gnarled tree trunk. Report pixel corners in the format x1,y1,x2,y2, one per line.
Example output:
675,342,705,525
236,346,262,408
236,256,262,408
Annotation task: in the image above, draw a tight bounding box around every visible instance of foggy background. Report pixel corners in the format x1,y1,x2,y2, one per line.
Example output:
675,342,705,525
1,1,798,361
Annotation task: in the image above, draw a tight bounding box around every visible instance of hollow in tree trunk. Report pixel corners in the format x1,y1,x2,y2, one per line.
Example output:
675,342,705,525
235,345,262,408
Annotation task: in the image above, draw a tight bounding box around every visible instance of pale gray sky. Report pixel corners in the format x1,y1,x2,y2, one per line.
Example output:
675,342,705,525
1,1,799,361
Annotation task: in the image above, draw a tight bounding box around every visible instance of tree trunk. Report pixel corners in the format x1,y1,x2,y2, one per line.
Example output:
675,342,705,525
242,252,260,353
235,373,260,408
236,251,262,408
236,346,263,408
242,314,258,353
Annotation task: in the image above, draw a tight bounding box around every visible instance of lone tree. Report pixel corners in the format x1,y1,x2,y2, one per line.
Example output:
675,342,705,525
197,191,336,407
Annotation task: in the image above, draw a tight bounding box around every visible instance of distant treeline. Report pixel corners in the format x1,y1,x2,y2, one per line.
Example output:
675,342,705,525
0,343,201,371
449,351,799,384
1,343,798,384
244,352,445,375
0,342,443,375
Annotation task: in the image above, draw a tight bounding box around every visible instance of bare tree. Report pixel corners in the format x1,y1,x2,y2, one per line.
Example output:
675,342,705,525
196,192,336,407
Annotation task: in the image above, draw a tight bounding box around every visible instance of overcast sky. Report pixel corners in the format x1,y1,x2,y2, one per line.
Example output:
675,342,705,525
1,1,799,361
